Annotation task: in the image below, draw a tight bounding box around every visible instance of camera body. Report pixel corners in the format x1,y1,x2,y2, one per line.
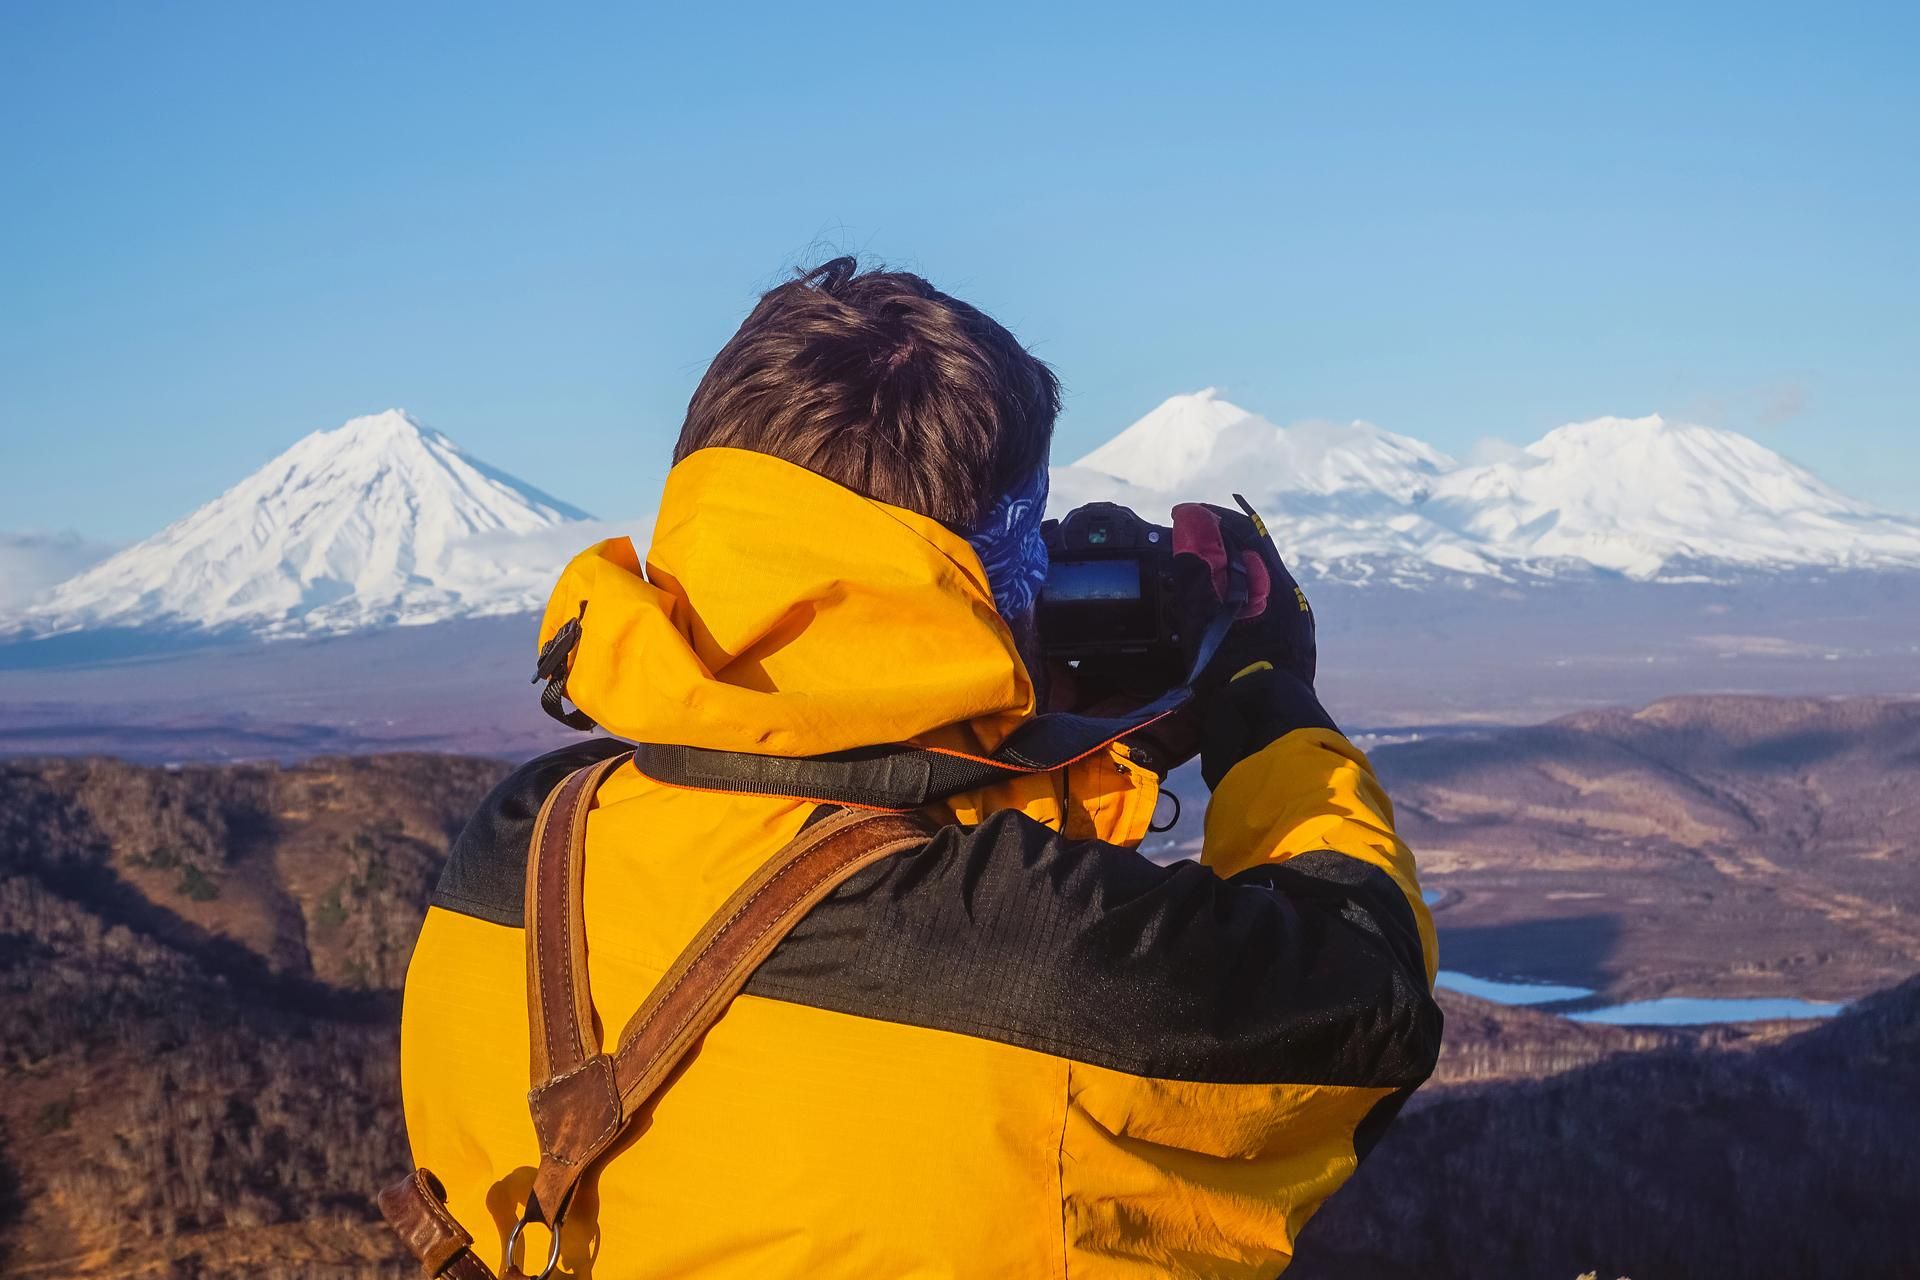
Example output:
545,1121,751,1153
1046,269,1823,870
1037,502,1183,688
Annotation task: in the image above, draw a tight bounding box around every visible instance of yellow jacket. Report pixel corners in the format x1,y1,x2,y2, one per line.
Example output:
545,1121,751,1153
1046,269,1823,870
399,447,1441,1279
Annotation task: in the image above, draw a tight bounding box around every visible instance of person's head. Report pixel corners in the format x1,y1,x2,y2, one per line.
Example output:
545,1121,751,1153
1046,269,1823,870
675,257,1060,535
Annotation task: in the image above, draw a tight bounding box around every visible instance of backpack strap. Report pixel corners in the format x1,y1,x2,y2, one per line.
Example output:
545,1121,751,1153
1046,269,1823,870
376,1168,498,1279
380,754,930,1279
376,755,627,1280
508,755,931,1276
522,753,626,1088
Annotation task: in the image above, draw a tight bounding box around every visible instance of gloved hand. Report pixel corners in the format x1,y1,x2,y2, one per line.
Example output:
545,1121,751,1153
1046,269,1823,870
1170,498,1316,690
1170,498,1337,788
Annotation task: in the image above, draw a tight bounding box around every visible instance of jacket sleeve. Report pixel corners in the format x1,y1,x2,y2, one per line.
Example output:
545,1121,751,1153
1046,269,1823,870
1194,665,1440,986
753,787,1442,1093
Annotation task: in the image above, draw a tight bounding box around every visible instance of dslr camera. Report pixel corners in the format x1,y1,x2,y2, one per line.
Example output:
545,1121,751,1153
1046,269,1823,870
1037,502,1183,692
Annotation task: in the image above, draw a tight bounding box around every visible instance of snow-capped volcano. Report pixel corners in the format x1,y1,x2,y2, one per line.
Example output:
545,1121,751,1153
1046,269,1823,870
1072,388,1452,504
1428,414,1920,578
10,410,597,638
1055,390,1503,580
1057,392,1920,583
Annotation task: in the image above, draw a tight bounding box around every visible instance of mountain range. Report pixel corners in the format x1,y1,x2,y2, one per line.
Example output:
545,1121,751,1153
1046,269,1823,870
1055,389,1920,582
7,394,1920,641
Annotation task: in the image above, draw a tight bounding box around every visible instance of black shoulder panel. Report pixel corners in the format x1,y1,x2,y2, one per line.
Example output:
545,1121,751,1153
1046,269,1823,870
432,767,1440,1089
745,811,1443,1088
431,738,631,926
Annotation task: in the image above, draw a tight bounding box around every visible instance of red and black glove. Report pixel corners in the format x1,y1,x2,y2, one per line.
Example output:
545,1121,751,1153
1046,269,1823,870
1171,498,1337,788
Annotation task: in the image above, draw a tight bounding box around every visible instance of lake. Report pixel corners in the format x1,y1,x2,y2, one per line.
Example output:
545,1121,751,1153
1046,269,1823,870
1434,970,1847,1025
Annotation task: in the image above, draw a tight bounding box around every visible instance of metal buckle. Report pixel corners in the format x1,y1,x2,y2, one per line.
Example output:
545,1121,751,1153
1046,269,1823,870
504,1193,567,1280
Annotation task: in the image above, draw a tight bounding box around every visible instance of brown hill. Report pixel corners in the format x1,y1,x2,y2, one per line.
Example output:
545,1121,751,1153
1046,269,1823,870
1377,695,1920,1002
0,754,504,1278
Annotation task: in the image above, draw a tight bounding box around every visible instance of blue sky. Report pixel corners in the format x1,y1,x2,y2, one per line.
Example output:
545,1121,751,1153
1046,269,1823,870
3,1,1915,540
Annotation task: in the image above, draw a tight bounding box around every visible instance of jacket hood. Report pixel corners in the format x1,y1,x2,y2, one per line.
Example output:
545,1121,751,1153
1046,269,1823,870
538,447,1036,756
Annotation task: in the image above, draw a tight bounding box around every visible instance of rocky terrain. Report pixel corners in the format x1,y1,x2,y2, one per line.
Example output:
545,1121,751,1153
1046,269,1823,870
1,695,1916,1276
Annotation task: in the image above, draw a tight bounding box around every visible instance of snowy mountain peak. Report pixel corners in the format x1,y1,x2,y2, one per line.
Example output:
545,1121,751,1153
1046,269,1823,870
1071,389,1452,503
1541,411,1675,440
1072,389,1257,489
1532,413,1798,473
1428,412,1900,577
1524,413,1854,512
9,411,595,638
328,407,435,444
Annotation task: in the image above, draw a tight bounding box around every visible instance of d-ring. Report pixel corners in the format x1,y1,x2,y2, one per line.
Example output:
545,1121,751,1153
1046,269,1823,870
504,1201,567,1280
1148,788,1182,834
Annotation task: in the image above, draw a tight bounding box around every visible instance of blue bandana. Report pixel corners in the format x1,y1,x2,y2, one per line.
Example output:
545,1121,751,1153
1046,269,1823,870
966,465,1050,621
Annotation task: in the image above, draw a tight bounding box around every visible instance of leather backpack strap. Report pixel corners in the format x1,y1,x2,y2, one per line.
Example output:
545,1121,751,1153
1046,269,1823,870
509,758,930,1274
523,752,627,1087
378,1168,500,1279
602,805,929,1112
378,756,627,1280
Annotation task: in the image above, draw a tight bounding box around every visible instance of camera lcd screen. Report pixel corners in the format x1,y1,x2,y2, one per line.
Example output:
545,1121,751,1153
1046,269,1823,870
1043,558,1142,603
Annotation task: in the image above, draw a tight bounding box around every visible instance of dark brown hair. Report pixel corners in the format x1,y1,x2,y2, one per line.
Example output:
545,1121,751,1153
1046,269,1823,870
675,257,1060,528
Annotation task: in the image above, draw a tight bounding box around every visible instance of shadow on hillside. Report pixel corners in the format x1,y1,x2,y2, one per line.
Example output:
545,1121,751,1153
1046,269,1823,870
1726,728,1855,769
1437,913,1623,990
26,841,398,1024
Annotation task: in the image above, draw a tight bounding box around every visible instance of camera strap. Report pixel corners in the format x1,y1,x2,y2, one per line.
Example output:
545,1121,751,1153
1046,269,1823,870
623,587,1243,813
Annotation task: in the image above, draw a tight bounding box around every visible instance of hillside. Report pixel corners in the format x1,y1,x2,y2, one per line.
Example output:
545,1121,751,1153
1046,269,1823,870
0,754,506,1278
1289,973,1920,1280
1370,694,1920,1004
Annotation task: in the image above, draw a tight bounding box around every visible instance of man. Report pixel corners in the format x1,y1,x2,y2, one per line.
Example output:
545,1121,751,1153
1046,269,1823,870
398,257,1441,1278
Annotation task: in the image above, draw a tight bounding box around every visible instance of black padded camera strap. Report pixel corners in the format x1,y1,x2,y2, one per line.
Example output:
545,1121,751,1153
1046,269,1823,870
628,683,1195,812
625,589,1241,812
579,523,1248,811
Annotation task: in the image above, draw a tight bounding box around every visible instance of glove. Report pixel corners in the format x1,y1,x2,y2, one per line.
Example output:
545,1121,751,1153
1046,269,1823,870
1170,498,1337,788
1171,498,1316,689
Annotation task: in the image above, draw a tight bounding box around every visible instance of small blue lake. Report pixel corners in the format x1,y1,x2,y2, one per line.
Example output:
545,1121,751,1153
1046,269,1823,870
1566,996,1846,1026
1435,970,1847,1025
1435,971,1595,1004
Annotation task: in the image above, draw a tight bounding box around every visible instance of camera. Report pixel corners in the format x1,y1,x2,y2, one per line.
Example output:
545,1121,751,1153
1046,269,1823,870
1038,502,1183,689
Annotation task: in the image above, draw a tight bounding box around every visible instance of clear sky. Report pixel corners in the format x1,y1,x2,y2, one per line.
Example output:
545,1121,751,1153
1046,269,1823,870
3,1,1915,541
